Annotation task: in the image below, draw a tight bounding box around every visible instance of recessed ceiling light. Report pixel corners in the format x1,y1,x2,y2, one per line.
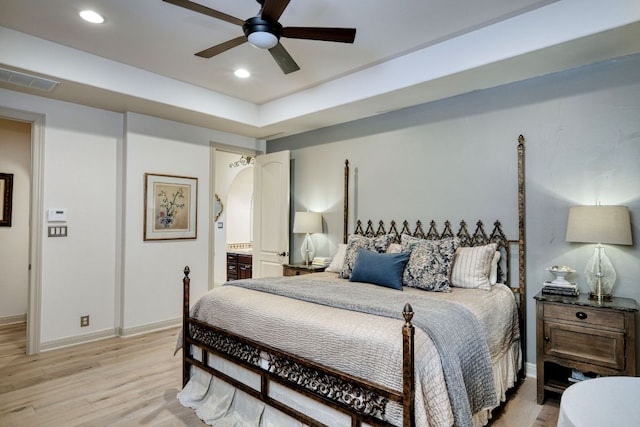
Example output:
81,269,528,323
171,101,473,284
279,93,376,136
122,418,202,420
79,10,105,24
234,69,250,79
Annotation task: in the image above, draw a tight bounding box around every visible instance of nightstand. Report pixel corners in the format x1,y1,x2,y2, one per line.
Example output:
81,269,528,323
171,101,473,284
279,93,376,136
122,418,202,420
535,292,638,404
283,263,327,276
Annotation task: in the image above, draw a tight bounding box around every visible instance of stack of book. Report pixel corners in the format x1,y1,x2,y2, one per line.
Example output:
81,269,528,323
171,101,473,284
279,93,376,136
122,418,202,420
542,281,579,296
567,368,598,384
311,257,331,267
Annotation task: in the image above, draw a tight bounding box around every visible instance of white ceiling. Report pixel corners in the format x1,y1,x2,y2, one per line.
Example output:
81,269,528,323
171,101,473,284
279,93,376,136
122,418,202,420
1,0,640,140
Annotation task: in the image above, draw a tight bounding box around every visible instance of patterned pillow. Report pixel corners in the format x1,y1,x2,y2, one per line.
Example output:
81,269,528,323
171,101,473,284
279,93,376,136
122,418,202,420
451,243,498,290
339,234,393,279
400,234,459,291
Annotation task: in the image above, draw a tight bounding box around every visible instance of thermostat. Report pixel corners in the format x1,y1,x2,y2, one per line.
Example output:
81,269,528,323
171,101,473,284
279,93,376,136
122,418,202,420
48,208,67,222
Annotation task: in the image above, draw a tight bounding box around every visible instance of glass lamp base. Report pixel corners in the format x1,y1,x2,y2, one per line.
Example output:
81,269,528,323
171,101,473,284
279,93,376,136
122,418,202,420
584,244,616,300
300,233,315,266
588,292,612,302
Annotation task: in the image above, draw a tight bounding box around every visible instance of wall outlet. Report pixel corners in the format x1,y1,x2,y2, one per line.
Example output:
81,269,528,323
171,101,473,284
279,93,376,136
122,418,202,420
80,315,89,327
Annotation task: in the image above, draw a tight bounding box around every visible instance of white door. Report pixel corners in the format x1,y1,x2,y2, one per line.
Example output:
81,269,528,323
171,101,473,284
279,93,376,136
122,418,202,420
252,150,290,278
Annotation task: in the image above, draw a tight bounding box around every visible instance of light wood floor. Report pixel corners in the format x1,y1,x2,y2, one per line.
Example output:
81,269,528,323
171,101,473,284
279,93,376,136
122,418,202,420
0,322,559,426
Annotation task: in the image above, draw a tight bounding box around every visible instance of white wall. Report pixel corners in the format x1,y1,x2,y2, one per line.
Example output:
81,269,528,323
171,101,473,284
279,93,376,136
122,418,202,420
122,114,205,331
0,118,31,322
121,113,260,332
270,53,640,368
0,89,262,348
0,89,122,344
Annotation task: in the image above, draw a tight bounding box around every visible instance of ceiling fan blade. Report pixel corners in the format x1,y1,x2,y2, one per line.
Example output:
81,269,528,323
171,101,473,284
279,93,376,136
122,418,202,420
163,0,245,26
281,27,356,43
268,43,300,74
261,0,292,22
195,36,247,58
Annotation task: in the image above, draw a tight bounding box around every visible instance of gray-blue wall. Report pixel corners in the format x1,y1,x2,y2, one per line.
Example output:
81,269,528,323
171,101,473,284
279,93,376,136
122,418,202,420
269,53,640,369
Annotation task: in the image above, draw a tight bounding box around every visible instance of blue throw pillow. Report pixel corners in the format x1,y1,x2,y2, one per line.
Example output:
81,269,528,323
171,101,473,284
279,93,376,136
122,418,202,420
349,248,410,290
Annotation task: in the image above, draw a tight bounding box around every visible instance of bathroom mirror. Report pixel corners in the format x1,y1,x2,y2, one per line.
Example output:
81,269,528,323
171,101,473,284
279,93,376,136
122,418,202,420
213,193,224,221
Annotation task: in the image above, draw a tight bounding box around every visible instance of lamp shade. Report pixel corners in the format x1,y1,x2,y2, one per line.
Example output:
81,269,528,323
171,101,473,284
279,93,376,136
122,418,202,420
293,211,322,234
566,206,632,245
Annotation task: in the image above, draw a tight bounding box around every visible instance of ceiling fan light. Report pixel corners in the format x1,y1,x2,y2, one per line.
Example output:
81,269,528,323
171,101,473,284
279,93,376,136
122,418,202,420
248,32,278,49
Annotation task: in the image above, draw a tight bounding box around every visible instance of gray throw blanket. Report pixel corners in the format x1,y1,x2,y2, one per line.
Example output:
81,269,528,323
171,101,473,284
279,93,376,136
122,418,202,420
226,277,497,427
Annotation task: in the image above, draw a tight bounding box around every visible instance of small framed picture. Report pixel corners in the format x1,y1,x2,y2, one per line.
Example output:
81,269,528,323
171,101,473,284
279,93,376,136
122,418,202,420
144,173,197,241
0,173,13,227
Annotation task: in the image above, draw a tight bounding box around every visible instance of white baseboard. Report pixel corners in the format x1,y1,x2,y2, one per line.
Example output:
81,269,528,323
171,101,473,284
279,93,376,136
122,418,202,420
38,318,181,352
525,361,536,378
0,313,26,325
119,317,181,337
40,328,117,352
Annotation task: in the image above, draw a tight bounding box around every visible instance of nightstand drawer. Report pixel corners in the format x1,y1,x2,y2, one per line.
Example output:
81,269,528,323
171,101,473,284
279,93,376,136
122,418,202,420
544,303,624,330
282,264,326,276
543,321,625,370
283,266,310,276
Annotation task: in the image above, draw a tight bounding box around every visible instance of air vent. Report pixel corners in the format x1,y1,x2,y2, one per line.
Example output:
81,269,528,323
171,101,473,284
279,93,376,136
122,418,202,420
0,67,59,92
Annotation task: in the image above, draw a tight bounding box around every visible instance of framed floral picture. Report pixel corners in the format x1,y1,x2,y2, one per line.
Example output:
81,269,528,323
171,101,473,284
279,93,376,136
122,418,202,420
0,173,13,227
144,173,197,241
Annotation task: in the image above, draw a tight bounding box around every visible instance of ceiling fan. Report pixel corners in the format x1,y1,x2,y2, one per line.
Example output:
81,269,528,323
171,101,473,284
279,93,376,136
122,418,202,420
164,0,356,74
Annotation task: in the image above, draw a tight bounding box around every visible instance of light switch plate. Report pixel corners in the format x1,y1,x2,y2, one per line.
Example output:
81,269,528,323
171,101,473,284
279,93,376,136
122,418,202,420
48,226,68,237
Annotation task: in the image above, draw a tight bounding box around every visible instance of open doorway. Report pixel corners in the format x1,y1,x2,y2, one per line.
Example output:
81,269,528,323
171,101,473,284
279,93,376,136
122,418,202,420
0,118,30,328
0,109,45,355
210,145,257,288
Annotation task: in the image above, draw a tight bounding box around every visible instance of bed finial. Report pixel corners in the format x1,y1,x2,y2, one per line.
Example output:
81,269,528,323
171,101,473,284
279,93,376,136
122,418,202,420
184,266,190,277
402,303,414,326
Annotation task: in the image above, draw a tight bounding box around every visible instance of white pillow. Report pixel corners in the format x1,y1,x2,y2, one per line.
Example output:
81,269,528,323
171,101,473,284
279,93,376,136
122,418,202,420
325,243,347,273
489,251,501,285
451,243,498,290
386,243,402,254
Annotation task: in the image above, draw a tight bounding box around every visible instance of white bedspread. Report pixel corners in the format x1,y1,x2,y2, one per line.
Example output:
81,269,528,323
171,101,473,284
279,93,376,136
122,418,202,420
178,272,520,427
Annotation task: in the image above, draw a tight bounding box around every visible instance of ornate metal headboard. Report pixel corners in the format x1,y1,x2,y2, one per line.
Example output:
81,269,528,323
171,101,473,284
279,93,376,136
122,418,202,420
341,135,527,363
353,218,511,285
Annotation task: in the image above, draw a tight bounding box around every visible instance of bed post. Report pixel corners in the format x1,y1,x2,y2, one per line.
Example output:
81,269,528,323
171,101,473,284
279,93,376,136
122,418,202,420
182,265,191,387
343,159,349,244
517,135,526,375
402,303,415,427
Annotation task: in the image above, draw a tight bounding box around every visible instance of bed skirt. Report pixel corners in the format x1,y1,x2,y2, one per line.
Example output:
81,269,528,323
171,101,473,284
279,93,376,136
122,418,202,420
177,339,521,427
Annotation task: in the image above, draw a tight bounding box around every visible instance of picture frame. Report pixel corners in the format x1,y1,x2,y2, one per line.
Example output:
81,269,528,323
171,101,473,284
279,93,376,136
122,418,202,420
144,173,197,241
0,173,13,227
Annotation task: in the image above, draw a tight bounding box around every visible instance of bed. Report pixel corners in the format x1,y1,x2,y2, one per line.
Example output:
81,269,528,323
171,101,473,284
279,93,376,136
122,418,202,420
177,136,527,427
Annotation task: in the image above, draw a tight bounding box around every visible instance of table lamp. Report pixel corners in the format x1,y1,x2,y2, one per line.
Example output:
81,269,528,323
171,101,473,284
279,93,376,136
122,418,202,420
293,211,322,266
566,205,633,301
